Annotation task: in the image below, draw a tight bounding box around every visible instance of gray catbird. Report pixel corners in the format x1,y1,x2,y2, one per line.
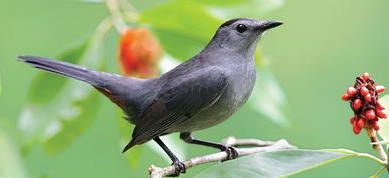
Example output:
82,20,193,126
19,18,282,175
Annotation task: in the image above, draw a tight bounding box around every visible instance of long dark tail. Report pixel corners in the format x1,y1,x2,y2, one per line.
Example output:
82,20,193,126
19,55,105,86
18,55,143,111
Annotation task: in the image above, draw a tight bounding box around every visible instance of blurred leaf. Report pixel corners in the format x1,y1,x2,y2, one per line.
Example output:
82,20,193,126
130,0,172,11
78,0,171,11
203,0,284,19
18,29,107,153
79,0,104,3
117,111,142,168
369,167,387,178
125,145,142,167
140,0,220,41
194,150,350,178
0,129,27,178
195,0,248,6
377,95,389,143
248,68,289,127
28,41,88,104
44,91,101,154
152,28,206,60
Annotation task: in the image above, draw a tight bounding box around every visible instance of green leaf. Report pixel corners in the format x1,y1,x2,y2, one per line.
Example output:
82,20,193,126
203,0,284,19
0,129,27,178
195,0,248,6
78,0,171,12
377,95,389,143
140,0,221,40
152,28,206,60
130,0,172,11
124,145,142,168
28,40,88,104
44,91,101,154
79,0,104,3
369,166,387,178
248,68,289,127
194,150,353,178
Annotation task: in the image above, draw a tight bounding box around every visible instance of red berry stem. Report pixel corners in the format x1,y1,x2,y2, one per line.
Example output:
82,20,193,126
367,129,388,162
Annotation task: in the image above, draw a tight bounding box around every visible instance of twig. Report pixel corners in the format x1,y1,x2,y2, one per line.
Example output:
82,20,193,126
105,0,128,34
93,17,113,41
148,138,296,178
367,129,388,162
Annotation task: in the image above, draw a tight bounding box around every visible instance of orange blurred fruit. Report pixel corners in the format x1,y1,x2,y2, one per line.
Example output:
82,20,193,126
118,28,162,78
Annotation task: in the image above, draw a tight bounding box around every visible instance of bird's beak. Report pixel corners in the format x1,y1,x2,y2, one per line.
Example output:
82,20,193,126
258,21,283,31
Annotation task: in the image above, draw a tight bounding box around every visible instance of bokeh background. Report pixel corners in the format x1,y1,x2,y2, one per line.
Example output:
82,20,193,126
1,0,389,177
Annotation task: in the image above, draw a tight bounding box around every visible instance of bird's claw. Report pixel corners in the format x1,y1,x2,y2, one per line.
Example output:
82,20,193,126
221,145,239,162
168,160,186,177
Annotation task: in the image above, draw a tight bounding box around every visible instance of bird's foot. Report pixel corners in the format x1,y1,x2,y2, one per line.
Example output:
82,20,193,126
221,145,239,162
168,160,186,177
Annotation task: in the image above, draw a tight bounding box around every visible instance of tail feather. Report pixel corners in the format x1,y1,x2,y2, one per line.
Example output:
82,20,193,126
122,139,138,153
18,55,102,86
18,55,143,111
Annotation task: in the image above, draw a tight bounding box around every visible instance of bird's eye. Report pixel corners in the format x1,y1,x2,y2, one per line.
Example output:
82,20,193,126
235,24,247,33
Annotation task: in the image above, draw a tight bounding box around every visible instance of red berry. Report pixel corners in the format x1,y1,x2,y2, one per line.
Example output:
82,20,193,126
341,94,350,101
353,99,362,110
377,101,385,110
357,118,366,128
360,87,369,96
376,109,387,118
361,72,370,81
364,94,372,102
376,85,386,93
353,125,362,134
347,87,357,96
372,121,380,131
365,109,376,119
119,28,162,78
350,116,356,124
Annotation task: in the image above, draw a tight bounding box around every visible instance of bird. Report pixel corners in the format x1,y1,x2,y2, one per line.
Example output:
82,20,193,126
19,18,282,176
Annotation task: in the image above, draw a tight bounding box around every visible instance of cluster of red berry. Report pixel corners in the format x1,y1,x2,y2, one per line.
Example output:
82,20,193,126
341,73,386,134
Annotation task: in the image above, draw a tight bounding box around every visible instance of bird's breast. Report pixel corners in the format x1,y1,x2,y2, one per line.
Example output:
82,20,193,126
221,62,257,111
173,62,257,132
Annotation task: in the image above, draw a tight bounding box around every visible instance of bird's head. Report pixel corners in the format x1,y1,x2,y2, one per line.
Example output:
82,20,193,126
209,18,282,53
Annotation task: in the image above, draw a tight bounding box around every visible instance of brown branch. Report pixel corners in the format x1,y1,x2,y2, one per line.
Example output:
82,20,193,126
148,137,297,178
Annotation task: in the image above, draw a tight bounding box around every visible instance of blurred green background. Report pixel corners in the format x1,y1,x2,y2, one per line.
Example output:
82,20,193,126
1,0,389,177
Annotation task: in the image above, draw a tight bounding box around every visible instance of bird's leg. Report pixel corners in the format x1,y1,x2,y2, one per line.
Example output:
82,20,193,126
180,132,238,161
153,137,186,176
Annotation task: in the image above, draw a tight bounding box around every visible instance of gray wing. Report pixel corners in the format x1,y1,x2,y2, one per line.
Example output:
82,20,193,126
123,67,228,152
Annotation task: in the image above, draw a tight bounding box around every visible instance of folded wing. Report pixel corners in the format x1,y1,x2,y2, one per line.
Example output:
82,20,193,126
123,67,228,152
